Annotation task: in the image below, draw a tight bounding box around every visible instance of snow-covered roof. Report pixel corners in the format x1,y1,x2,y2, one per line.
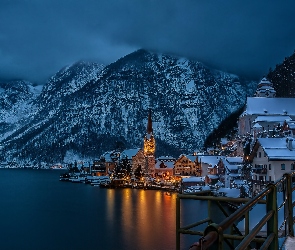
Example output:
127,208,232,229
259,77,272,86
254,115,292,123
225,164,240,171
245,97,295,115
156,156,176,161
257,138,295,161
226,157,243,164
182,176,205,183
258,138,291,149
120,148,141,159
186,155,198,162
264,148,295,160
257,86,275,92
199,155,224,165
208,175,219,179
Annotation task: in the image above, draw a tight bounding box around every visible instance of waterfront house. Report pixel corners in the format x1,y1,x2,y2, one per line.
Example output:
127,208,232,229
173,154,200,176
154,156,175,178
154,161,174,178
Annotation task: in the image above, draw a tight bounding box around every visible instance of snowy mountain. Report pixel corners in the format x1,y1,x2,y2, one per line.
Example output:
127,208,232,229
0,49,256,165
0,80,42,141
36,61,105,110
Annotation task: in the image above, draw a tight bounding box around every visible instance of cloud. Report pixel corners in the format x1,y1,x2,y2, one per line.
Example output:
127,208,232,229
0,0,295,83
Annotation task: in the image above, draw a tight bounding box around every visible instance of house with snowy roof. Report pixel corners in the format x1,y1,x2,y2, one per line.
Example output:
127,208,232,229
198,155,225,176
250,137,295,193
174,154,201,176
154,156,176,177
154,160,174,177
181,176,205,192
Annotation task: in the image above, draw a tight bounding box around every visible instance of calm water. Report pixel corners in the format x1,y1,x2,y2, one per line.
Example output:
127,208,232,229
0,169,210,250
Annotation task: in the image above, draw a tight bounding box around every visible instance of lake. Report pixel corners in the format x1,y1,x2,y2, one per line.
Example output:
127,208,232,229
0,169,209,250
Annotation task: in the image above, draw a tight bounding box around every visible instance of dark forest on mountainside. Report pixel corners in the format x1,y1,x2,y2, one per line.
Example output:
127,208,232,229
204,106,245,149
267,50,295,98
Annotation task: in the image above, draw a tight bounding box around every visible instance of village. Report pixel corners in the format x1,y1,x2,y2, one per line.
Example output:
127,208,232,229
58,77,295,198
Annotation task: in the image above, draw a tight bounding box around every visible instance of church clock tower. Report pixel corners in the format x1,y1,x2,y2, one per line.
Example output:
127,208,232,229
143,110,156,176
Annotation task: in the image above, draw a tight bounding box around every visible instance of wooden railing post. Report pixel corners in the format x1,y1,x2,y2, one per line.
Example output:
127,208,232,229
266,183,278,250
284,173,294,237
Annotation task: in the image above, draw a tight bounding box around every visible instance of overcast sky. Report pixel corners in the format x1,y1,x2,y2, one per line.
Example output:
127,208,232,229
1,0,295,84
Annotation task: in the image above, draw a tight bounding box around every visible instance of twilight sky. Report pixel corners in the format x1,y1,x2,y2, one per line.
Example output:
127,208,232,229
1,0,295,84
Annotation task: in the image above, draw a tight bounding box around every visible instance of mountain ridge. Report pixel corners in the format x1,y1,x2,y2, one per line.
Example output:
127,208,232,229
0,49,256,165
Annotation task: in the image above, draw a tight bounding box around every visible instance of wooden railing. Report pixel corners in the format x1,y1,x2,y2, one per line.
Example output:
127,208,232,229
176,172,295,250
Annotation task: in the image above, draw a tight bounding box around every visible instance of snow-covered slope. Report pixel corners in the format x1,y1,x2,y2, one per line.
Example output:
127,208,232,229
0,80,42,140
0,49,256,164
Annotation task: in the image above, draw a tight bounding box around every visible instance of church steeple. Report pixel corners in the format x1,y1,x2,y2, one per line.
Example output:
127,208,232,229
147,109,153,134
143,110,156,156
255,77,276,97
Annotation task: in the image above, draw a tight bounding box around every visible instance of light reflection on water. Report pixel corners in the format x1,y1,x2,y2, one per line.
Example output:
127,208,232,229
0,169,207,250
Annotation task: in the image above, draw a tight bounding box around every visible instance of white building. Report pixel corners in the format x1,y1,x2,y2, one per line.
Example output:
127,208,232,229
250,137,295,184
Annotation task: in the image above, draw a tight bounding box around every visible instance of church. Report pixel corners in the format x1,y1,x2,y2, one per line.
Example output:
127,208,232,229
117,110,157,177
